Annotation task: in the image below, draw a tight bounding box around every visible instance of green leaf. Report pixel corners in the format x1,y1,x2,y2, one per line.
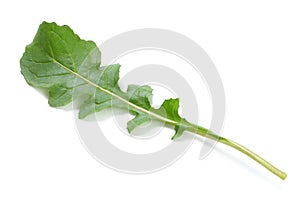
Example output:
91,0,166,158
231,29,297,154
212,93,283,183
20,21,185,138
20,21,288,180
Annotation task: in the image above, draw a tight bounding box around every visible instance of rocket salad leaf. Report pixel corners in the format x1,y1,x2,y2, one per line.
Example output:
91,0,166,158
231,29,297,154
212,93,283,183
20,22,287,180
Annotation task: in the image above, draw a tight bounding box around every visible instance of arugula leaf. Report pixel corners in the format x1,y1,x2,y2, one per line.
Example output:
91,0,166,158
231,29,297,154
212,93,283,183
21,21,184,137
20,22,287,180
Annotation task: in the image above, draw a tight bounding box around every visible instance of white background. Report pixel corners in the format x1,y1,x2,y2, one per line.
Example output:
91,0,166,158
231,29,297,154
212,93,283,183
1,0,300,199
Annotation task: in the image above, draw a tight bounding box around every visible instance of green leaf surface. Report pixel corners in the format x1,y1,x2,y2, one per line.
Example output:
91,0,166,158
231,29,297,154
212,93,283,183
20,21,185,138
20,22,101,107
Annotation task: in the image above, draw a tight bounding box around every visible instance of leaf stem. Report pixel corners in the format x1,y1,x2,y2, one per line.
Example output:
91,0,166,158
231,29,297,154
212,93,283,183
185,124,287,180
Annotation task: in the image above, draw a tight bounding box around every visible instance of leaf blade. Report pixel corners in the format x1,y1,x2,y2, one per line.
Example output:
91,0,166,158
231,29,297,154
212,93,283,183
21,21,186,139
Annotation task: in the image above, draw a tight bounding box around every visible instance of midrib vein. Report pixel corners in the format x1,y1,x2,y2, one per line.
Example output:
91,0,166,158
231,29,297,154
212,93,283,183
53,59,177,124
